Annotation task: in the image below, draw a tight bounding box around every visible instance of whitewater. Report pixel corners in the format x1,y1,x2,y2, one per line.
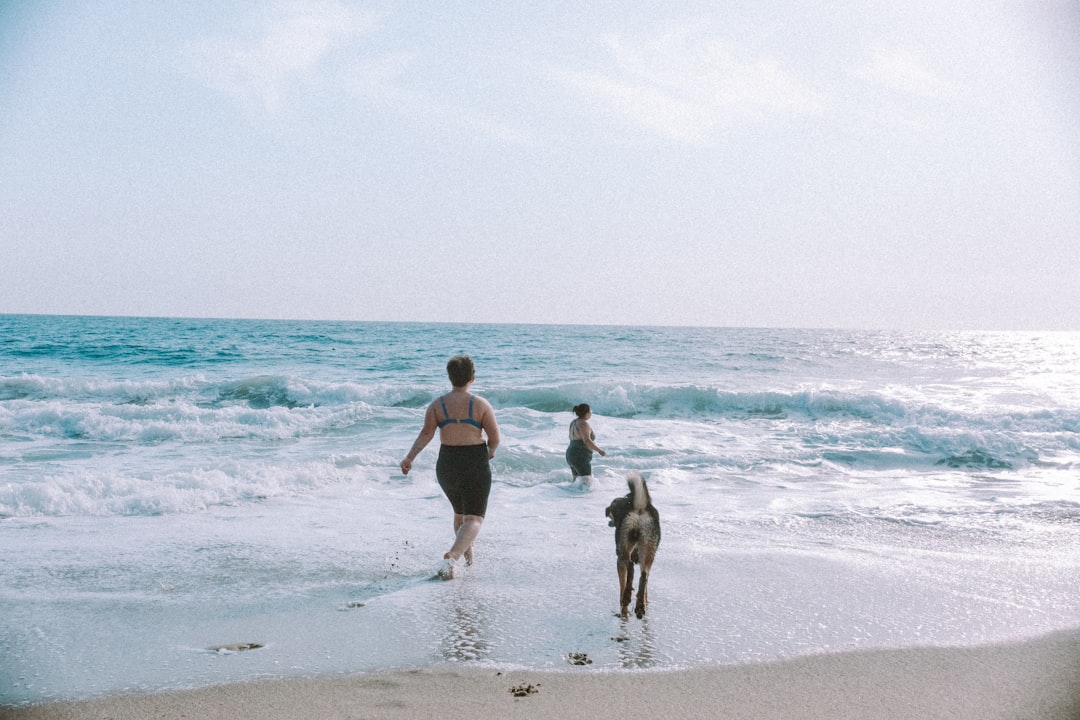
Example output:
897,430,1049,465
2,315,1078,705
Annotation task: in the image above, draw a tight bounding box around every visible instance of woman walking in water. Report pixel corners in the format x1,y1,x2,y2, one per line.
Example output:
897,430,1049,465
401,355,500,580
566,403,605,489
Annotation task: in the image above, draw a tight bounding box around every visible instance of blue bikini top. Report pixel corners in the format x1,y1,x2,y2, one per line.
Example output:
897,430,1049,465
437,394,483,429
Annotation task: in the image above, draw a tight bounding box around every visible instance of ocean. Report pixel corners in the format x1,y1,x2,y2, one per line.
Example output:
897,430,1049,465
2,315,1078,705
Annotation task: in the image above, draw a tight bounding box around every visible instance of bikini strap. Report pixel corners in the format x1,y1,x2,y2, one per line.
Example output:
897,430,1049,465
437,395,451,428
437,393,482,429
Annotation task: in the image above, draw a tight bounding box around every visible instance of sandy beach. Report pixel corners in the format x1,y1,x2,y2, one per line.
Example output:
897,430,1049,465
6,629,1079,720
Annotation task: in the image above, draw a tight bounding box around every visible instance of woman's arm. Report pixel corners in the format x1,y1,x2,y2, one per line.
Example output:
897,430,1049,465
578,419,605,455
400,404,438,474
480,399,500,458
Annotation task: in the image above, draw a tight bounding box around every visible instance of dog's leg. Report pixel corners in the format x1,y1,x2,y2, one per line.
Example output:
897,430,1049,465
617,558,628,617
634,568,648,619
634,551,655,619
618,555,635,618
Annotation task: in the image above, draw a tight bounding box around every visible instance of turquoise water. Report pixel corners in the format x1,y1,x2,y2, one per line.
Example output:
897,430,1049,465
2,315,1079,704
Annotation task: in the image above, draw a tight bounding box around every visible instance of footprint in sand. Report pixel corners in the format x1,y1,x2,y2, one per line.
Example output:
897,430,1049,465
509,683,540,697
210,643,263,653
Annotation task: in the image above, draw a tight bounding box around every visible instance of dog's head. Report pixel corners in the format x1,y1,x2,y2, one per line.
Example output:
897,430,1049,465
605,496,632,527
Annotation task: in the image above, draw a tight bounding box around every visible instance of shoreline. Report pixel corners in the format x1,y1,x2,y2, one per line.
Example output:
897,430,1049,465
6,630,1079,720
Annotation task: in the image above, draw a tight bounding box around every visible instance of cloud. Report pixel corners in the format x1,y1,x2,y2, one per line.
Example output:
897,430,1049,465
343,50,537,146
557,24,824,143
854,47,954,100
183,0,373,114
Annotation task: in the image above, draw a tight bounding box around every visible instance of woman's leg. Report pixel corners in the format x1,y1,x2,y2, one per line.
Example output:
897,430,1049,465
451,514,475,564
447,514,483,563
436,445,489,577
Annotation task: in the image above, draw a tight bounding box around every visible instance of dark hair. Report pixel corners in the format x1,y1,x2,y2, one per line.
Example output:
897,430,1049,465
446,355,475,388
572,403,591,418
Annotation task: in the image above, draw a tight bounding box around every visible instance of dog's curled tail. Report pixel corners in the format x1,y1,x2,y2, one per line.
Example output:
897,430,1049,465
627,471,650,512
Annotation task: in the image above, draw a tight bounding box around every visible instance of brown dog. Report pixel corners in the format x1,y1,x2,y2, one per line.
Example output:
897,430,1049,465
605,471,661,619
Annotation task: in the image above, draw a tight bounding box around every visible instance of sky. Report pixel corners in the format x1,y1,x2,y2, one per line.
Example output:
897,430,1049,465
1,1,1078,330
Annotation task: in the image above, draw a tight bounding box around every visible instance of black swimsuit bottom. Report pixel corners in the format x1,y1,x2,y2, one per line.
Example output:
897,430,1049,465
435,444,492,517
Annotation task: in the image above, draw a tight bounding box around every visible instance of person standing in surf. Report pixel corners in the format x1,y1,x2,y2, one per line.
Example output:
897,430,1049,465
566,403,605,489
400,355,500,580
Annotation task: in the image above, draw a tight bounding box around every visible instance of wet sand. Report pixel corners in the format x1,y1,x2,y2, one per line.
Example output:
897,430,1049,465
6,629,1079,720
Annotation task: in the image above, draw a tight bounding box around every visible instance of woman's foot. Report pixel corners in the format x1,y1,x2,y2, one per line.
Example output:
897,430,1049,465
436,553,455,580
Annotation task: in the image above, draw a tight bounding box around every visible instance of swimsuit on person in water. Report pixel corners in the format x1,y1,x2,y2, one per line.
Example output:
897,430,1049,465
436,444,491,517
436,394,483,429
565,418,596,476
435,394,490,516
